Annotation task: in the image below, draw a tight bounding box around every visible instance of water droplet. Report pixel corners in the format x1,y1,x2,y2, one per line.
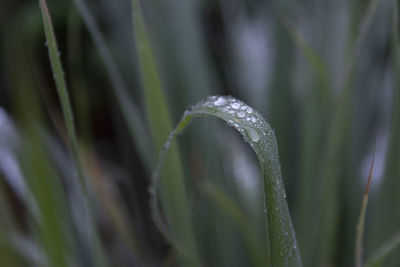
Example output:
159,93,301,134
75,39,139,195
247,127,260,142
246,107,253,114
231,102,240,109
237,111,245,118
251,116,257,123
214,96,228,106
44,41,48,47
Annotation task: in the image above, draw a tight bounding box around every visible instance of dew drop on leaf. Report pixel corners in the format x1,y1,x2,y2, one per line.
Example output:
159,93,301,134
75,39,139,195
246,127,260,142
237,111,245,118
231,102,240,109
214,96,228,106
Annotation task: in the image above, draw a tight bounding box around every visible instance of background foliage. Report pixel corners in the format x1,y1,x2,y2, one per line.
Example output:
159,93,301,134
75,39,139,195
0,0,399,266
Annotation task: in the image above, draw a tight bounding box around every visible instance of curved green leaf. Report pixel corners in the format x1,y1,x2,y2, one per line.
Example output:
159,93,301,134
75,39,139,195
152,96,302,266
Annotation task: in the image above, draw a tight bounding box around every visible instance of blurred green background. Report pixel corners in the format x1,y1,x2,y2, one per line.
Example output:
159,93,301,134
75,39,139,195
0,0,399,266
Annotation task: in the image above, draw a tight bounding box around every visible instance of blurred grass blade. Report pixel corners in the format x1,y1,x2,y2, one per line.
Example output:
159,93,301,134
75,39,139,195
21,132,71,267
132,0,200,264
201,181,266,267
366,232,400,267
153,96,302,266
368,0,400,263
38,0,86,194
282,17,331,97
355,143,375,267
303,0,383,264
343,0,382,90
71,0,154,170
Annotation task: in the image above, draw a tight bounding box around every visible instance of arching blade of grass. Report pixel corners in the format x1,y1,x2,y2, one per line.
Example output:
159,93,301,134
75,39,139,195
365,232,400,267
201,180,266,267
131,0,200,264
71,0,154,170
355,143,375,267
152,96,302,266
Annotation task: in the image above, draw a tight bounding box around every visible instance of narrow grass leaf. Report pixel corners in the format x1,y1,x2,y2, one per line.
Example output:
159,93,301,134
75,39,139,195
38,2,108,266
38,0,86,194
152,96,302,266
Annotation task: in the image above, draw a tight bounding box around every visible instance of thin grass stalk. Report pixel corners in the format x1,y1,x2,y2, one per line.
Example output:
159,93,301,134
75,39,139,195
355,144,375,267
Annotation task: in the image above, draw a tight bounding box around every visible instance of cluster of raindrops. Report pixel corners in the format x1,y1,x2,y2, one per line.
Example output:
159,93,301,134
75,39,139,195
195,95,274,145
192,96,290,213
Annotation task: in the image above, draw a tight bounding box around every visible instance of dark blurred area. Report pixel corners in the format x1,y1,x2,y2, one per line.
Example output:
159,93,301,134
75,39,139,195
0,0,399,266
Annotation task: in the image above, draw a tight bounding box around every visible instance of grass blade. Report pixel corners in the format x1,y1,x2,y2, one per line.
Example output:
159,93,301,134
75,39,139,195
355,143,375,267
71,0,154,170
153,96,302,266
21,133,71,267
368,0,400,264
132,0,200,264
201,181,266,267
38,0,86,195
366,232,400,267
282,17,331,97
301,0,383,264
38,2,108,266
